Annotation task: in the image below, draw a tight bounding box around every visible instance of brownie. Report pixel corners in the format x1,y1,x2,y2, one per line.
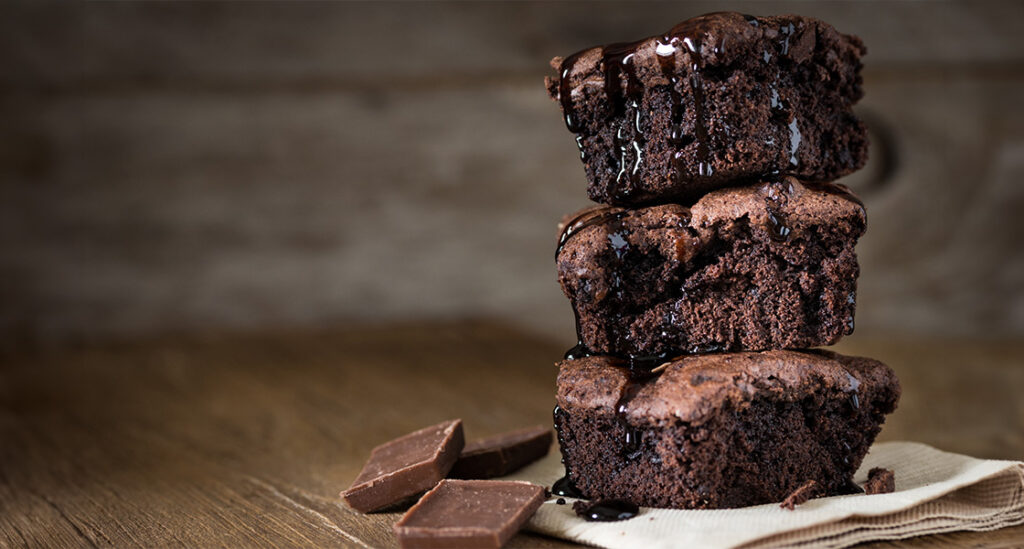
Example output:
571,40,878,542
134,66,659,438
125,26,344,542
556,177,865,358
779,480,822,510
544,12,868,205
864,467,895,495
553,350,900,509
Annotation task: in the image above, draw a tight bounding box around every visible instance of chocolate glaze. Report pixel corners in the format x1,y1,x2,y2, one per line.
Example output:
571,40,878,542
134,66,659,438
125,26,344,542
552,404,588,499
558,50,588,133
552,475,587,499
603,40,646,201
573,499,640,522
555,206,627,260
602,41,645,115
613,364,659,459
557,13,748,190
557,15,731,191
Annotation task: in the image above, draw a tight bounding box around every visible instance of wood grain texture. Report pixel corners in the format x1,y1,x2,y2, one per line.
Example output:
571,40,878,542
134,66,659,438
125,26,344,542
1,1,1023,345
0,322,1021,547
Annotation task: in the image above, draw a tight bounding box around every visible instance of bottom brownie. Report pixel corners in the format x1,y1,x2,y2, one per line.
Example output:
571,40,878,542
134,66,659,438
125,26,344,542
554,350,900,509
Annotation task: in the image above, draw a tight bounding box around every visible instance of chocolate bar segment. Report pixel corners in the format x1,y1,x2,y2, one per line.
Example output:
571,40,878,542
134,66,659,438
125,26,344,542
342,419,464,513
394,479,545,549
450,426,553,479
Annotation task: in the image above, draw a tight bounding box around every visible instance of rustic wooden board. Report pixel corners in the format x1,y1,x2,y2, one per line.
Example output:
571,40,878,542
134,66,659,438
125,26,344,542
1,322,1021,547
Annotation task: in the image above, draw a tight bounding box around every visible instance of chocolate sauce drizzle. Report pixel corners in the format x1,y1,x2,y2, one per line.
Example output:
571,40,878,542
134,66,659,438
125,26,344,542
558,50,588,133
612,361,661,458
555,206,627,260
556,14,729,196
762,178,794,242
552,404,587,499
846,372,861,411
573,499,640,522
552,474,586,499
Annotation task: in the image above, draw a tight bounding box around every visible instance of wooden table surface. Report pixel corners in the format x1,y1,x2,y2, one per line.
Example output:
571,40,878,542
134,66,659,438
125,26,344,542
1,321,1022,548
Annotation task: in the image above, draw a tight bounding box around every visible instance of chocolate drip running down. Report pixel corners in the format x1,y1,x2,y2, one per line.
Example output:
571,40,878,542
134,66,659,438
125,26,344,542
573,499,640,522
558,50,588,133
556,13,745,193
552,405,587,499
555,206,627,260
552,358,667,499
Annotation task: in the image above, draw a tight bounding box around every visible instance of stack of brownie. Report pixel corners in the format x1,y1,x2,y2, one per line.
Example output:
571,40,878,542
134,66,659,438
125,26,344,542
545,12,901,509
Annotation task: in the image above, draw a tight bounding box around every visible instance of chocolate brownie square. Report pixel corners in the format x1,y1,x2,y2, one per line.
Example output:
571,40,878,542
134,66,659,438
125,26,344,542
553,350,900,509
557,177,865,358
545,12,867,205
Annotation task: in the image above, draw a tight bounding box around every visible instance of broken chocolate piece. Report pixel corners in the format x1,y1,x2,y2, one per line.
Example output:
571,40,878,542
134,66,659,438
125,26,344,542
342,419,464,513
780,480,822,510
393,479,545,549
864,467,895,495
450,425,552,479
573,499,639,522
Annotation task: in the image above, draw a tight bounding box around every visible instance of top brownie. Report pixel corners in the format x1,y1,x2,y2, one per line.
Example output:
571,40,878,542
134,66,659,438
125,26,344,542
545,12,868,205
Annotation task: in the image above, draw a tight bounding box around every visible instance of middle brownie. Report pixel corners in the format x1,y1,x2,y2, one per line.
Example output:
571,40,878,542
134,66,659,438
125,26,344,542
557,176,865,358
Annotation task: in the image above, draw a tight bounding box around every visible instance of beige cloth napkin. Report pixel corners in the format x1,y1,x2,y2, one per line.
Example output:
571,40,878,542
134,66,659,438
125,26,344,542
502,441,1024,548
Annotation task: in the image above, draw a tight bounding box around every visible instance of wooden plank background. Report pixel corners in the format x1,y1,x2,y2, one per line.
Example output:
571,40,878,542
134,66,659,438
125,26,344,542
1,1,1023,346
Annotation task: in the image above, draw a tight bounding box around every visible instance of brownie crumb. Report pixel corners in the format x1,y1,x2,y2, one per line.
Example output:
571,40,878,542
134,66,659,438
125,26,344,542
864,468,895,495
780,480,822,510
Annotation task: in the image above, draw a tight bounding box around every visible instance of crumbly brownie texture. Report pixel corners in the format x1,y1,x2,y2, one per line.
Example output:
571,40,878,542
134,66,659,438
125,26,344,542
545,12,868,205
779,479,822,510
864,467,896,495
557,177,865,357
554,350,900,509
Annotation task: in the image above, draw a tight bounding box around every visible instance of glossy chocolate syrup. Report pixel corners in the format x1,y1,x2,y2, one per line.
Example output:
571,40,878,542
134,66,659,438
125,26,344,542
558,50,588,133
573,499,640,522
552,405,587,499
555,206,627,260
762,178,794,243
552,475,587,499
555,15,728,193
613,362,660,459
604,40,646,201
846,371,861,411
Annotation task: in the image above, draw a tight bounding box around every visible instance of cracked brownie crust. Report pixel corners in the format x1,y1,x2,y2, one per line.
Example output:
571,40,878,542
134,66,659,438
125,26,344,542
556,177,865,357
554,350,900,509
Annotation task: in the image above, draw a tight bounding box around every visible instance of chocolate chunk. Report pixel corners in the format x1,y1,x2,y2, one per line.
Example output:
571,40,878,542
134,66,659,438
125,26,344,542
864,467,895,495
342,419,464,513
393,479,545,549
780,480,822,510
449,425,553,479
572,499,639,522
